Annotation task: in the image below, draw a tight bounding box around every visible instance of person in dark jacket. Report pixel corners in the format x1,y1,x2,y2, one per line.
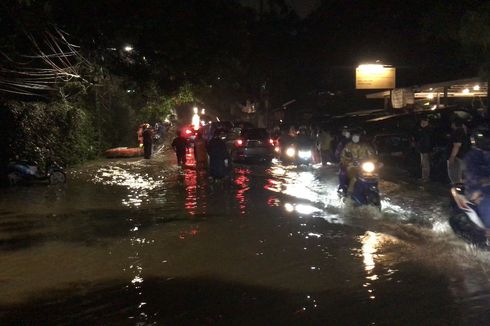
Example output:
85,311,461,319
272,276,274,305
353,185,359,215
194,131,208,171
172,130,188,166
142,124,153,159
447,119,471,184
416,118,433,182
207,129,230,180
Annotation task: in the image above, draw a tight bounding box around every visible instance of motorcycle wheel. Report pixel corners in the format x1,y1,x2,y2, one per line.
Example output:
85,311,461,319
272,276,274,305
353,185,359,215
49,171,66,185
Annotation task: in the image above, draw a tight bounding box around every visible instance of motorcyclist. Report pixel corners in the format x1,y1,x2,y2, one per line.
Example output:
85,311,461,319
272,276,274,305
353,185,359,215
296,126,313,148
334,127,351,163
279,126,296,146
340,130,377,194
464,125,490,233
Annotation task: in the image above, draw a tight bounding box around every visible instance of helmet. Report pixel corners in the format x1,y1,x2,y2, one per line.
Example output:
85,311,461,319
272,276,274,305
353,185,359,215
471,125,490,151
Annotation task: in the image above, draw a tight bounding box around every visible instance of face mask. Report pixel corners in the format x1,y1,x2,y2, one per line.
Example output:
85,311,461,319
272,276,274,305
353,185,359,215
352,135,360,143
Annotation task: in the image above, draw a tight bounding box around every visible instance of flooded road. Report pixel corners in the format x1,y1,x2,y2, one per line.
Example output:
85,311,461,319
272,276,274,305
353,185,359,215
1,151,490,324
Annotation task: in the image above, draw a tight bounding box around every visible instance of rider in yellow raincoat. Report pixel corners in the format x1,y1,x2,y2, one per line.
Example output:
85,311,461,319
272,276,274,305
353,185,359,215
340,131,377,194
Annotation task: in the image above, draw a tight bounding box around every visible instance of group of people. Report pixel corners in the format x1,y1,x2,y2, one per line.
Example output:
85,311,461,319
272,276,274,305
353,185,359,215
171,129,231,180
410,117,490,230
275,124,376,195
138,122,167,159
414,117,472,184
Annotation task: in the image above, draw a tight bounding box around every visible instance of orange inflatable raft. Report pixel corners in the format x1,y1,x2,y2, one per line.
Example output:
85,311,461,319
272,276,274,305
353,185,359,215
104,147,144,158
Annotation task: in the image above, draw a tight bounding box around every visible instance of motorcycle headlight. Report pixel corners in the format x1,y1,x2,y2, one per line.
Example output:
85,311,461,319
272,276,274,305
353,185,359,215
298,150,311,159
286,147,296,157
361,161,376,173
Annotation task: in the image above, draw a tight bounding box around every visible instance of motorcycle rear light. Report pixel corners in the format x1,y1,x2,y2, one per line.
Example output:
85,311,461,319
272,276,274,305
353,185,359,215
269,139,274,145
185,129,192,135
236,139,244,146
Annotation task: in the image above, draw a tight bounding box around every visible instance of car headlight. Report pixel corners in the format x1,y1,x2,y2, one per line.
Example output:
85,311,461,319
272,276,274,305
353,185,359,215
286,147,296,157
361,161,376,173
298,150,312,159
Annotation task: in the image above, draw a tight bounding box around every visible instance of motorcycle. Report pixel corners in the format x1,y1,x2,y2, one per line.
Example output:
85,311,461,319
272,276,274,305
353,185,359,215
7,160,66,185
278,143,318,166
449,184,489,247
339,160,381,207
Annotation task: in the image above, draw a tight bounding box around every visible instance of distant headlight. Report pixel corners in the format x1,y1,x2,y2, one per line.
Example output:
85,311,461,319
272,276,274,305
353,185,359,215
298,150,311,159
286,147,296,157
362,161,376,173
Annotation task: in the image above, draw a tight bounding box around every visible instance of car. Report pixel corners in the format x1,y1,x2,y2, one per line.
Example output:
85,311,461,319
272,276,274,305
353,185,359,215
230,128,275,163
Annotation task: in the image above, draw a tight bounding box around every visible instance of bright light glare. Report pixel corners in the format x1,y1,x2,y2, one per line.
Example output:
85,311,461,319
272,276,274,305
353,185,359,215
124,45,133,52
427,93,434,99
191,113,200,130
295,204,319,215
357,64,384,74
284,203,294,212
462,88,470,94
298,151,312,159
193,107,198,114
274,146,280,153
473,85,480,91
286,147,296,157
362,162,375,173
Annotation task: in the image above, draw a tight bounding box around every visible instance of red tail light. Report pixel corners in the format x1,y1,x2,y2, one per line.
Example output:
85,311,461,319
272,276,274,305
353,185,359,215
185,129,192,135
236,139,244,146
269,138,274,145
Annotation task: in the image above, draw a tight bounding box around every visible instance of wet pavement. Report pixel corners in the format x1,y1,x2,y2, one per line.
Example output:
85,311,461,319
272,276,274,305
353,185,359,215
1,151,490,325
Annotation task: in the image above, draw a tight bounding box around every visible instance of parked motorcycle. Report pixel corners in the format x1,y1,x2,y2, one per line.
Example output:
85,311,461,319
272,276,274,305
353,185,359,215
339,160,381,207
7,160,66,185
449,184,489,247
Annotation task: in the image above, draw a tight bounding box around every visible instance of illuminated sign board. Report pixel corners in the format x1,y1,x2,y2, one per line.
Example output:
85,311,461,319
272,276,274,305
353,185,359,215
356,65,396,89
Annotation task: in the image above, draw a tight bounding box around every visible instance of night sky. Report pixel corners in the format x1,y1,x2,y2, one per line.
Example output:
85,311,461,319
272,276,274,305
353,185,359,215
1,0,488,110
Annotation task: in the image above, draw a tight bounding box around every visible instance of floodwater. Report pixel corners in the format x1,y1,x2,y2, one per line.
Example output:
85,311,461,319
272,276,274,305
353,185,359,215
1,151,490,325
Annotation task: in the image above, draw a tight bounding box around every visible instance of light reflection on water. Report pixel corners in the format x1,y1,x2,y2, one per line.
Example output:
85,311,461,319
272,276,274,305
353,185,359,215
235,168,251,215
4,157,490,323
93,165,166,208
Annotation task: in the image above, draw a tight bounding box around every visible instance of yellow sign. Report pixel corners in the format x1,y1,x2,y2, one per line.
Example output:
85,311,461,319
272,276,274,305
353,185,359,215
356,65,396,89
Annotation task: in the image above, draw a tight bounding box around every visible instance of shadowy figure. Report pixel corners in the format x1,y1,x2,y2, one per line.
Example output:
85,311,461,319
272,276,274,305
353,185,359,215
172,130,188,166
142,124,153,159
194,132,207,171
207,130,230,180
